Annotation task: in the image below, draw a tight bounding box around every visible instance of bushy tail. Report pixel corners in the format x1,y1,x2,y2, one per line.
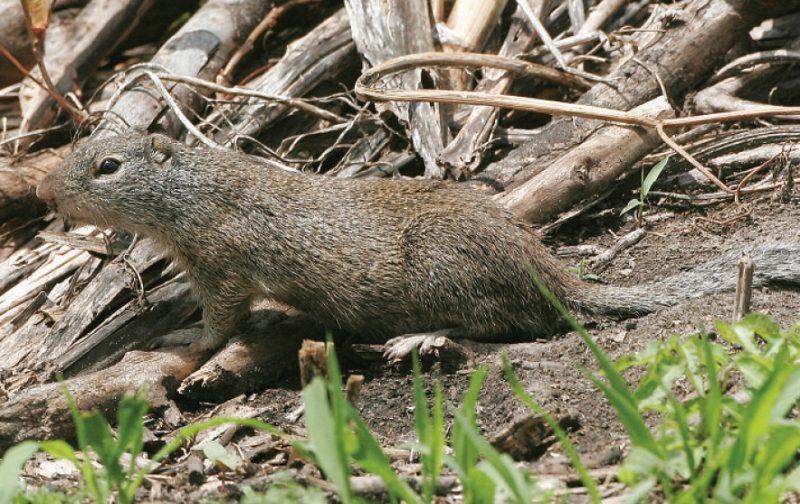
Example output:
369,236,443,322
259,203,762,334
575,244,800,317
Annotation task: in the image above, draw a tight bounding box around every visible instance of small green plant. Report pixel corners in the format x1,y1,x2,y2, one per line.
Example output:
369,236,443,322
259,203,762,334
298,340,420,504
0,383,282,503
299,341,563,504
615,315,800,503
567,258,600,282
620,157,670,226
528,262,800,502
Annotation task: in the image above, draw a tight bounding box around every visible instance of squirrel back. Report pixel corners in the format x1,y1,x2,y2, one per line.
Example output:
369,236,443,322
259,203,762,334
36,134,800,347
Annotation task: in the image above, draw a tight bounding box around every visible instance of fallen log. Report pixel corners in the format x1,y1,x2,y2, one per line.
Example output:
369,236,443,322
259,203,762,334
0,346,205,451
482,0,800,192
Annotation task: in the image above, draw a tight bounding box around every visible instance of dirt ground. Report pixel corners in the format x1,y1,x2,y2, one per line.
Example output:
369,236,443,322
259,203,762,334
200,191,799,497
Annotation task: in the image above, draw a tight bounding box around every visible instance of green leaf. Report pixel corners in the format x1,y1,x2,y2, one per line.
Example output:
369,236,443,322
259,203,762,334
641,157,669,198
116,393,148,465
202,440,241,471
303,377,353,503
39,440,78,464
726,345,794,478
346,403,420,504
465,466,496,504
82,412,124,485
0,441,39,503
620,198,640,216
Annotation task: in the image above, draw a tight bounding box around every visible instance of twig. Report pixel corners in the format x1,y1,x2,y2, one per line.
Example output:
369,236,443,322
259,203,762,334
218,0,321,86
590,227,646,270
0,43,48,94
655,123,732,194
356,52,800,129
19,12,84,125
709,49,800,85
733,252,754,321
578,0,628,35
517,0,567,69
734,152,779,203
143,71,220,149
155,73,346,123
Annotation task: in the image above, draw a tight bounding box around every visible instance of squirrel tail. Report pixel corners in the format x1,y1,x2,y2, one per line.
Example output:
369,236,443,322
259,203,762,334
574,243,800,317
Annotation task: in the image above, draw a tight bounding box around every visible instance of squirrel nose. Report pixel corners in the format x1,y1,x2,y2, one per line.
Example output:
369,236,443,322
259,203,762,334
36,177,56,207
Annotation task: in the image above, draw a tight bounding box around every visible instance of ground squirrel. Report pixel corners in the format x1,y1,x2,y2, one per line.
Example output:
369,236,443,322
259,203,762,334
36,134,800,354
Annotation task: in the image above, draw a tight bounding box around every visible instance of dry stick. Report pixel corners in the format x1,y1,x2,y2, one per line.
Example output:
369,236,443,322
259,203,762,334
709,49,800,85
733,252,754,321
21,21,84,125
734,152,780,203
154,73,345,123
218,0,321,86
517,0,567,70
143,71,220,150
356,55,800,193
0,44,48,96
655,124,731,194
359,52,592,90
578,0,627,36
590,227,646,271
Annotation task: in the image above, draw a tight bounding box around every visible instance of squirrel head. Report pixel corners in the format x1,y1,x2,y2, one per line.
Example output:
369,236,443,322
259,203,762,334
37,133,189,233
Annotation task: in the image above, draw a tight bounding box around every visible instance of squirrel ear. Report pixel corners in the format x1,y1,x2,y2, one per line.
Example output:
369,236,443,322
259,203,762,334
149,134,174,164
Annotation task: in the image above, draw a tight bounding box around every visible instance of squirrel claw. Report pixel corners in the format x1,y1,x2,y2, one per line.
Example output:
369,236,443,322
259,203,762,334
383,329,457,363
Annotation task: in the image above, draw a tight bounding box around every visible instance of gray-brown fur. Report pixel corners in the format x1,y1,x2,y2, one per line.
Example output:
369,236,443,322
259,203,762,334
36,134,800,350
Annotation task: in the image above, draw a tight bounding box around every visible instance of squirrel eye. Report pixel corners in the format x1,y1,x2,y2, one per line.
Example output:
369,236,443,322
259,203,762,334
96,158,121,176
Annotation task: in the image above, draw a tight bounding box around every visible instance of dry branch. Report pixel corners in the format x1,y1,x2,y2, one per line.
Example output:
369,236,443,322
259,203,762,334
0,346,205,451
209,8,355,147
17,0,155,147
345,0,447,178
481,0,800,189
439,2,548,179
178,313,324,402
94,0,274,139
496,97,672,223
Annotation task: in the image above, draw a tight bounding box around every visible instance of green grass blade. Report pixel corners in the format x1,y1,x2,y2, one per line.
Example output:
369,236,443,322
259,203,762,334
303,377,354,503
581,368,660,455
0,441,40,503
700,336,722,459
411,352,444,504
525,264,661,455
666,391,696,478
501,354,600,504
346,403,421,504
59,379,107,503
452,367,487,474
641,157,669,197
